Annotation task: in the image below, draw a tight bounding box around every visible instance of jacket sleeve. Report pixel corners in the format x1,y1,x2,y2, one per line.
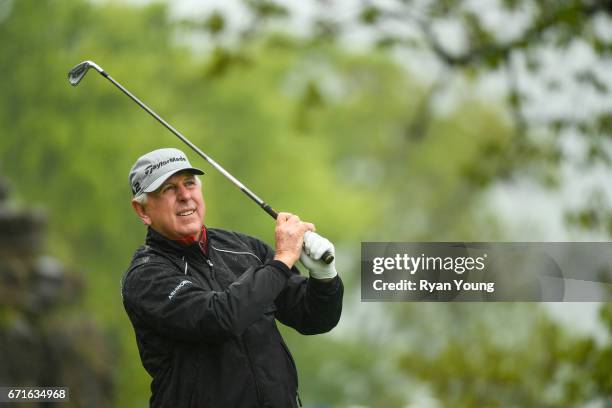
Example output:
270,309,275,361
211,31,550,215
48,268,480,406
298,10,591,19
121,258,292,343
275,274,344,335
249,236,344,335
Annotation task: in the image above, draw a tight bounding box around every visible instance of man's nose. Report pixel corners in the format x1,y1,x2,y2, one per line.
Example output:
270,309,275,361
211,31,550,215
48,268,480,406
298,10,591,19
176,184,191,200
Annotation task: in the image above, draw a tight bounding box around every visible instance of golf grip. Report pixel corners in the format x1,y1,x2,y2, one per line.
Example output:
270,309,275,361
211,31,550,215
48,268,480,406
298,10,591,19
262,204,334,264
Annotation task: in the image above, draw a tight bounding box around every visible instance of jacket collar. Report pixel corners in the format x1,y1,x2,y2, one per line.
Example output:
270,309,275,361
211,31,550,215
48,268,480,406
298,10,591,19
145,226,209,260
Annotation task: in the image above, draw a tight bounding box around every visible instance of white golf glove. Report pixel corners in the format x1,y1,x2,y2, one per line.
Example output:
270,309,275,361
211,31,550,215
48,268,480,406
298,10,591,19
299,231,337,280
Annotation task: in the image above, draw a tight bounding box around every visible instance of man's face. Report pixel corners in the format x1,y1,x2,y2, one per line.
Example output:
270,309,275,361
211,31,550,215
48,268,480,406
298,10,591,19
134,171,205,239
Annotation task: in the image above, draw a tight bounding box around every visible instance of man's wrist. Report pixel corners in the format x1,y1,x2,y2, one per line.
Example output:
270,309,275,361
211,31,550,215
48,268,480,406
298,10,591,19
267,259,293,278
274,254,295,269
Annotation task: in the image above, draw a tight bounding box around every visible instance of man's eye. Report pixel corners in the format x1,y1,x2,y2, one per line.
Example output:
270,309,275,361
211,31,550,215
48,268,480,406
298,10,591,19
163,185,176,193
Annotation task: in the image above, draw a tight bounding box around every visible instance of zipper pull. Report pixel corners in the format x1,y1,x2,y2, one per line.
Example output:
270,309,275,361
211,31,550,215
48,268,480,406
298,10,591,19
206,258,216,281
182,257,188,275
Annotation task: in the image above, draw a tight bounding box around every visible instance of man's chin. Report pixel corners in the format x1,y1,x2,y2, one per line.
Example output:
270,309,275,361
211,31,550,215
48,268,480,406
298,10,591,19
178,223,202,238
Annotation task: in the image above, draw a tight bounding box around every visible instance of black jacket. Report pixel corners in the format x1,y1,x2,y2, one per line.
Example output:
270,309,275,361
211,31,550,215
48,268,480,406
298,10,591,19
121,227,343,407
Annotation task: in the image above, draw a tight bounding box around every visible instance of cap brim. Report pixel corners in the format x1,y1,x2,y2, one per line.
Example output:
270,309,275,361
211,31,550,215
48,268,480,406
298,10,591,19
142,167,205,193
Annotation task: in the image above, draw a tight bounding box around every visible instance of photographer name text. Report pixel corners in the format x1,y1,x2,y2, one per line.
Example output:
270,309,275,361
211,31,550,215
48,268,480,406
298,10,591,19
371,254,495,293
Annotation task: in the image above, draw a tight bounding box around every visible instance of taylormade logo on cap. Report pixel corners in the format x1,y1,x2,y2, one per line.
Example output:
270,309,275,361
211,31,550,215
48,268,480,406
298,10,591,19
129,148,204,196
144,156,187,176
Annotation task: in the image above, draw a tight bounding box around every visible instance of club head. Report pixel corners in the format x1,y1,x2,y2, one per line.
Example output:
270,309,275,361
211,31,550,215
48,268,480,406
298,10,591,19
67,60,103,86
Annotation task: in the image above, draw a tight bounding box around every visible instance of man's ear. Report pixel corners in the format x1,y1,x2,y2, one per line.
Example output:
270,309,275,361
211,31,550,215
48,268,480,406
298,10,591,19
131,199,151,225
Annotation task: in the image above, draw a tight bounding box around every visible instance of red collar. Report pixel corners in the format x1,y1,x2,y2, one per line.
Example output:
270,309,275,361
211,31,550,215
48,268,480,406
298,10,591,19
175,226,207,254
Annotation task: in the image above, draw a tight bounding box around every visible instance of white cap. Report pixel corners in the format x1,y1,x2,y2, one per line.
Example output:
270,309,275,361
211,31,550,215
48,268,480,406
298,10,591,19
128,148,204,196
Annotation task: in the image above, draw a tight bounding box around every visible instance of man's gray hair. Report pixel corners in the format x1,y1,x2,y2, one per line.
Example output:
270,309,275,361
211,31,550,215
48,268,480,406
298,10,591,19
132,175,201,206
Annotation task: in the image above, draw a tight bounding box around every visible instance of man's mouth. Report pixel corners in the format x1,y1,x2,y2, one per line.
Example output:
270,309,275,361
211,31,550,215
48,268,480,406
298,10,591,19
177,209,196,217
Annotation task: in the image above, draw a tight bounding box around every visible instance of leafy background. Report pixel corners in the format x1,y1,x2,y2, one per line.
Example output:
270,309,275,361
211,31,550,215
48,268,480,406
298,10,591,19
0,0,610,407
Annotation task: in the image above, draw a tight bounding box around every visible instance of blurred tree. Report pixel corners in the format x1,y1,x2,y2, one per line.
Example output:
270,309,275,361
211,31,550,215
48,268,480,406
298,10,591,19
182,0,612,234
398,303,612,407
0,171,115,407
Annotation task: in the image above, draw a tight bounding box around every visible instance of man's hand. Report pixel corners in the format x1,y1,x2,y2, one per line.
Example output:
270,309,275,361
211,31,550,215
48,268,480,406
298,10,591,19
274,212,314,269
299,231,337,281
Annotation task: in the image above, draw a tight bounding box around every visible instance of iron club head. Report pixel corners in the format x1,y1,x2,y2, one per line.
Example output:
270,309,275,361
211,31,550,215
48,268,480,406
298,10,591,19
67,60,104,86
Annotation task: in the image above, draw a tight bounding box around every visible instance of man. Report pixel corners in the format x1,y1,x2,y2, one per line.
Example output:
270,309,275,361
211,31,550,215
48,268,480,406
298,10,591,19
121,148,343,407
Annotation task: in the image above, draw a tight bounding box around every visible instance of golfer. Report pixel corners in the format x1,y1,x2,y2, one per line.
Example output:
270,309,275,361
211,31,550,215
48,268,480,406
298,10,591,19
121,148,343,407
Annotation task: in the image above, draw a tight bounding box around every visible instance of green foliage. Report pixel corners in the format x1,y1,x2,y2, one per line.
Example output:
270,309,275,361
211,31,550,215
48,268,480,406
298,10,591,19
360,6,381,25
398,308,604,407
244,0,289,20
204,11,225,35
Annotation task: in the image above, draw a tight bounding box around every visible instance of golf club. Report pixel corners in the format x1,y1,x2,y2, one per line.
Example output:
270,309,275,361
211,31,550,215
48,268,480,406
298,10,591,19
68,60,334,264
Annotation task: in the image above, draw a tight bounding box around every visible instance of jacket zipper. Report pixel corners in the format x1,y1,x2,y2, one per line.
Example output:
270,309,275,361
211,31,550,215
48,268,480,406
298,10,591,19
202,255,222,291
280,340,301,406
240,339,264,406
205,258,215,280
206,253,262,405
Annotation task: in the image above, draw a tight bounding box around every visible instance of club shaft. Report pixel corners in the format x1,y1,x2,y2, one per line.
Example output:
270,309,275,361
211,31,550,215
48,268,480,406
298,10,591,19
89,65,333,264
98,71,279,219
